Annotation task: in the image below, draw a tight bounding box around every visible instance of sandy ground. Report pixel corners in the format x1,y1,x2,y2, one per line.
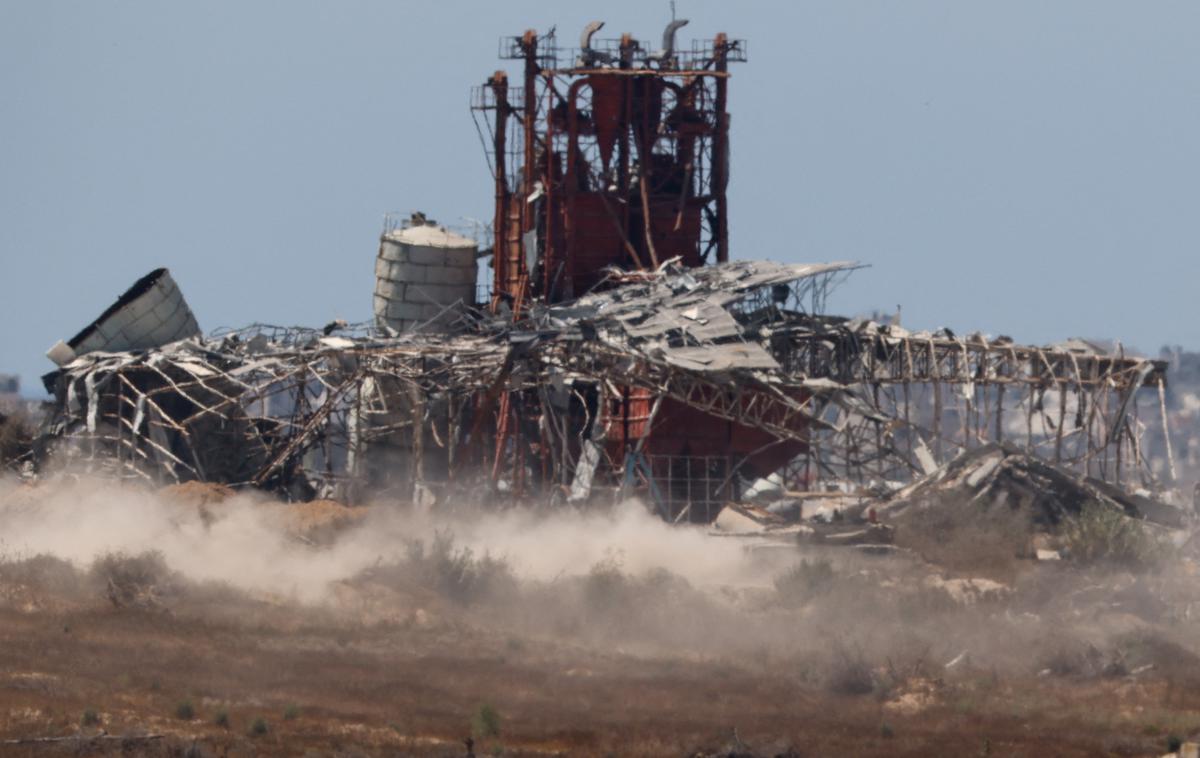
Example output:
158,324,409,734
2,594,1198,757
2,479,1200,756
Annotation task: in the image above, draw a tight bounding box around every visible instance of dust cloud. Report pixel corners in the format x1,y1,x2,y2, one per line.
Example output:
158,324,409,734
0,475,764,601
2,472,1199,684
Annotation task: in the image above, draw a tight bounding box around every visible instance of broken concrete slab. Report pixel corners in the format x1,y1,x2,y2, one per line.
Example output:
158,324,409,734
712,503,786,534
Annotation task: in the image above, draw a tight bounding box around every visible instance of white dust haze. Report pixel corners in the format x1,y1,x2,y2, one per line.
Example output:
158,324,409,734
0,476,768,602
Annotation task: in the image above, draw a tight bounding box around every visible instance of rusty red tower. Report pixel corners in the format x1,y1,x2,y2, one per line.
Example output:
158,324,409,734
472,20,745,312
471,20,757,517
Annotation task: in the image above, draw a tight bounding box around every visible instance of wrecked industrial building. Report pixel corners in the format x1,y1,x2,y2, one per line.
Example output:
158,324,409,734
29,20,1181,526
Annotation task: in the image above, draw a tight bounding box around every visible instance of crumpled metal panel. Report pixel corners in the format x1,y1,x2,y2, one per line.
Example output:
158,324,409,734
47,268,200,366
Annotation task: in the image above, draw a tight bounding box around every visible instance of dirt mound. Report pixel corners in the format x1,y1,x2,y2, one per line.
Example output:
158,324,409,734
157,483,366,543
158,481,235,506
260,500,368,545
157,481,236,527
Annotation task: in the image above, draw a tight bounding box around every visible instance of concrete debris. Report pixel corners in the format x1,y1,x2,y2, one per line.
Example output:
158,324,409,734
944,650,970,669
743,473,785,500
710,502,892,547
923,575,1011,605
712,503,811,538
816,523,895,546
712,503,780,534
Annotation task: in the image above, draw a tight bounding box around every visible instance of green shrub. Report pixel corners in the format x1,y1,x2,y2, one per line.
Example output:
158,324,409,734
175,700,194,720
90,550,175,608
249,717,268,736
0,554,83,602
80,709,100,727
283,704,299,721
582,556,627,610
774,559,835,606
214,709,230,729
1061,503,1159,568
824,645,875,696
408,531,515,606
471,703,501,739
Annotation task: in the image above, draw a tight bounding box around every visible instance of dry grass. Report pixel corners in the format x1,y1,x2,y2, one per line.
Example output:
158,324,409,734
0,552,1197,756
1061,503,1163,569
892,492,1036,581
774,558,835,607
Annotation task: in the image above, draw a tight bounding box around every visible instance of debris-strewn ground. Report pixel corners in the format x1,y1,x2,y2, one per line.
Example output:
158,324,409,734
3,479,1200,756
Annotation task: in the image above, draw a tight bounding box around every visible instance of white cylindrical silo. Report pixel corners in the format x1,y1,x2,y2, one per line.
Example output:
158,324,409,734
373,215,478,333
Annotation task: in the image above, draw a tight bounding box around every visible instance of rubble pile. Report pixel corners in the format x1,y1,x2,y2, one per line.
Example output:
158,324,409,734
880,443,1185,531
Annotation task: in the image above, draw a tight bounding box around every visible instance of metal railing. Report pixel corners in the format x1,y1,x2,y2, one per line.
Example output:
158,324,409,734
625,453,739,523
496,34,747,71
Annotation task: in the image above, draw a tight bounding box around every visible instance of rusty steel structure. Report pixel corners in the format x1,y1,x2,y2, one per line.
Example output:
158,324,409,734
471,20,774,504
472,21,745,309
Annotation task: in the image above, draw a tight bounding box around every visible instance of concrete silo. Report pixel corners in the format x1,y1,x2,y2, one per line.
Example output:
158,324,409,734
373,213,478,333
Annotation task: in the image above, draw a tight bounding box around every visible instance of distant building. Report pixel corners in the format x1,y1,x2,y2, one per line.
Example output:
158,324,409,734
0,374,25,416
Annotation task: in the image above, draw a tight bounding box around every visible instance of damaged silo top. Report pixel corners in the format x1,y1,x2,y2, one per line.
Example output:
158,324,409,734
45,267,201,367
385,221,477,250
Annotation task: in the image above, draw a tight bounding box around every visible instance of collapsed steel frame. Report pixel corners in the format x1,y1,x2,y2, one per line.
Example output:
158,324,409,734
39,325,507,498
38,261,1171,513
779,322,1169,492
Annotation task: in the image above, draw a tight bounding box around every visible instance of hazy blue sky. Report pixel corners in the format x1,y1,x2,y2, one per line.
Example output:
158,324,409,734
2,1,1198,395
